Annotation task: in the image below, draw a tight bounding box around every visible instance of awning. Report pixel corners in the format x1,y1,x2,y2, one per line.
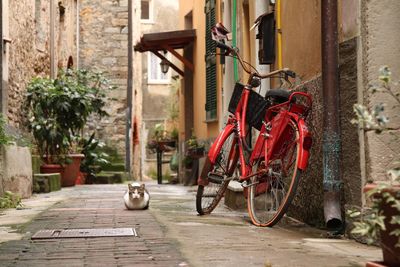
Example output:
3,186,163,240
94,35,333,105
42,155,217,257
134,29,196,77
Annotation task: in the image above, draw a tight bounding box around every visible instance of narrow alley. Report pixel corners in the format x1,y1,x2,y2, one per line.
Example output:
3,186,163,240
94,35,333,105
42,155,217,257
0,182,381,267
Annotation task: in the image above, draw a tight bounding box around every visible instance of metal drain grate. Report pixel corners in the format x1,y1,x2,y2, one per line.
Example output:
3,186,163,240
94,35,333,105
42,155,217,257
31,228,137,240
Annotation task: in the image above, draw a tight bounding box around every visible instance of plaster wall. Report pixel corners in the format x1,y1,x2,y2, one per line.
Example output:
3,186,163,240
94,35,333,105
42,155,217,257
0,145,33,198
179,0,221,140
361,0,400,182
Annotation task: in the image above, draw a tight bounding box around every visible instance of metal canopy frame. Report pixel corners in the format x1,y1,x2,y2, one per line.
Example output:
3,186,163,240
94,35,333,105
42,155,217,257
134,29,196,77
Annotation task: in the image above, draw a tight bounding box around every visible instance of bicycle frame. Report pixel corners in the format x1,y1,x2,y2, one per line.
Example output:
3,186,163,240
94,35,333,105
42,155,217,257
198,87,312,186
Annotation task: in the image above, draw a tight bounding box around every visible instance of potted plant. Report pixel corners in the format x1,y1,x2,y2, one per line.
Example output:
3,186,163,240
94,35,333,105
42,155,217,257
349,66,400,267
147,123,176,152
186,133,205,158
79,133,110,184
25,69,112,186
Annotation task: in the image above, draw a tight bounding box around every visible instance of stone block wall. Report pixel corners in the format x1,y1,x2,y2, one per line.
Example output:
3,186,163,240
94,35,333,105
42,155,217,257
8,0,43,128
361,0,400,182
0,145,33,198
79,0,131,164
289,38,361,226
7,0,77,129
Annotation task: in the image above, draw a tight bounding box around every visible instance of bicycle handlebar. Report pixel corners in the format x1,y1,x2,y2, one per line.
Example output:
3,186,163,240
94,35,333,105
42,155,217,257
215,40,296,81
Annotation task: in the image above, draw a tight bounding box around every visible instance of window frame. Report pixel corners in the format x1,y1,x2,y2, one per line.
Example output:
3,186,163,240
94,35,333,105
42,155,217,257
147,52,171,85
140,0,154,24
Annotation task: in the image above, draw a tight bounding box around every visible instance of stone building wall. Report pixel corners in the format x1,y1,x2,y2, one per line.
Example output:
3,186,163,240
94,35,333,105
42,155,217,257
79,0,130,161
7,0,77,129
7,0,37,128
361,0,400,183
1,0,77,198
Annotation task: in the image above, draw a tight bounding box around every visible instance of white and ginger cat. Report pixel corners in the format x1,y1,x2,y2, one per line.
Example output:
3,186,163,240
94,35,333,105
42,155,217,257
124,183,150,210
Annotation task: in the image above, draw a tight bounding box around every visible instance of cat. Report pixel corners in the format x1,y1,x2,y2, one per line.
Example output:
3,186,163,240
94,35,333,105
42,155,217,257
124,182,150,210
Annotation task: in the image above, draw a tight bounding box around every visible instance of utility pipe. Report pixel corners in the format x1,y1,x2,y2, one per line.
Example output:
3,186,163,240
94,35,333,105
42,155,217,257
276,0,282,69
0,0,3,112
50,0,55,78
232,0,238,81
126,0,133,173
76,0,80,68
321,0,343,230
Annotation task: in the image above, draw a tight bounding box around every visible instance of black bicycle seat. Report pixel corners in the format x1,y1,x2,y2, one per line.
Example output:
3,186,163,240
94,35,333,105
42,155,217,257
265,89,292,102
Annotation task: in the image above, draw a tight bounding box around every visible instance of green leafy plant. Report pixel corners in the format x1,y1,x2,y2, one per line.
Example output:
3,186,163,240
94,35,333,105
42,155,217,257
25,69,113,164
0,114,12,146
349,66,400,247
0,191,22,209
186,131,204,150
79,133,110,178
170,127,179,141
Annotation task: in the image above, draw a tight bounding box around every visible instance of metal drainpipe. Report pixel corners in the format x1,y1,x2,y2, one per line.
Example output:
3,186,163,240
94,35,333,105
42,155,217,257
126,0,133,173
0,0,3,112
50,0,55,78
321,0,343,230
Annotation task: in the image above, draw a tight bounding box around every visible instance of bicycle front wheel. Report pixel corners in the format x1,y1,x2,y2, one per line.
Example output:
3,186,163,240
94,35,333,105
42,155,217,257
247,119,301,227
196,130,237,215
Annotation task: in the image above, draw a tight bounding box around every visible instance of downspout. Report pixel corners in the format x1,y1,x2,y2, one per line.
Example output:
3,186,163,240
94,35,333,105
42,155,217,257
321,0,343,230
126,0,133,173
0,0,3,112
276,0,282,69
76,0,79,68
50,0,55,78
232,0,238,81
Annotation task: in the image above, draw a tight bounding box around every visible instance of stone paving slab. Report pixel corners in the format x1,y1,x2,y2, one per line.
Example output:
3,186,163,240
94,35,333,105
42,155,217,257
0,184,187,267
0,182,383,267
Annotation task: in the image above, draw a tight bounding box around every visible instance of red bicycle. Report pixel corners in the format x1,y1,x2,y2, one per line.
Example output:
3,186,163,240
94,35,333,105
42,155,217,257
196,28,313,227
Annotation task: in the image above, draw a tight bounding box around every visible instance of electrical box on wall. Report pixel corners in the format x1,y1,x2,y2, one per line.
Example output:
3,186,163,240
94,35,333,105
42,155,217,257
256,12,275,65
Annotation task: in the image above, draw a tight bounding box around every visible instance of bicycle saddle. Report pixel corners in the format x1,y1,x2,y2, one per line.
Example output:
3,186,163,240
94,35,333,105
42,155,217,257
265,89,292,103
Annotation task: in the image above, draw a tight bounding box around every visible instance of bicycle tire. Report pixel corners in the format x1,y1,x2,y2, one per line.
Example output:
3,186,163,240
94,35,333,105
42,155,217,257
247,119,301,227
196,130,237,215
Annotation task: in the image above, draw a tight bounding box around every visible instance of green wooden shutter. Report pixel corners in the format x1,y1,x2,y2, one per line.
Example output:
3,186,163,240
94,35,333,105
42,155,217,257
205,0,217,121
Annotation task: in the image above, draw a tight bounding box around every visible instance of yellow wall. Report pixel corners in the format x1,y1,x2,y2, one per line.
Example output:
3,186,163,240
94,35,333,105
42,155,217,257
280,0,321,80
179,0,220,140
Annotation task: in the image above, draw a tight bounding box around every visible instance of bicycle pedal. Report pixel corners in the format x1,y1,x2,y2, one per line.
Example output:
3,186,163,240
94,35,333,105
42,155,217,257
241,180,259,188
207,172,224,184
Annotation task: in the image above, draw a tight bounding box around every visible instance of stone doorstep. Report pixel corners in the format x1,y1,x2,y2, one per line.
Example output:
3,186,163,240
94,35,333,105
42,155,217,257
33,173,61,193
224,181,247,210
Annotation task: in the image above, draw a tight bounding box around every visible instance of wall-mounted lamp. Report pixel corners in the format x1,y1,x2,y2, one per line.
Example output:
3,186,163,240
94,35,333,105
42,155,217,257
159,52,169,74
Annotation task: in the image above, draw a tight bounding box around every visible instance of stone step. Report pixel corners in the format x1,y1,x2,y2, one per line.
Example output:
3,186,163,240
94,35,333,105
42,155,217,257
101,163,126,172
33,173,61,193
224,181,246,210
91,171,130,184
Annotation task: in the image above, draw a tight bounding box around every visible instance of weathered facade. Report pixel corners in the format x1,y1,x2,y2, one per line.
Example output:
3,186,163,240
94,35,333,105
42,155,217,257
139,0,179,178
178,0,399,227
1,0,78,197
79,0,142,178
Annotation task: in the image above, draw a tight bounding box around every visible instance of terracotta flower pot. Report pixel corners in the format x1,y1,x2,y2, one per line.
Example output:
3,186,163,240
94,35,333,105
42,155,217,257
40,164,64,175
75,171,87,185
364,183,400,267
187,147,205,159
62,154,85,187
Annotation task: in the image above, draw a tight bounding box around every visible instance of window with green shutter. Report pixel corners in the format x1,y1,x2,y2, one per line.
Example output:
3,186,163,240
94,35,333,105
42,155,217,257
205,0,217,121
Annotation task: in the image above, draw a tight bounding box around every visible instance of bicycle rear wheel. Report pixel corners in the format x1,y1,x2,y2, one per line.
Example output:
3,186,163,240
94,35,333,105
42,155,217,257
247,119,301,227
196,131,237,215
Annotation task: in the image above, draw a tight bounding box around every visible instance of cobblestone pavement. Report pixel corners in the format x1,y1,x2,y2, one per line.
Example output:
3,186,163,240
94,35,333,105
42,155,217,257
0,184,187,267
0,181,382,267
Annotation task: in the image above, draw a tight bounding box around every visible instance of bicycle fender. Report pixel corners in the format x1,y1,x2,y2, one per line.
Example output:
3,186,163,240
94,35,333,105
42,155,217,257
208,124,235,164
296,118,312,170
197,124,235,186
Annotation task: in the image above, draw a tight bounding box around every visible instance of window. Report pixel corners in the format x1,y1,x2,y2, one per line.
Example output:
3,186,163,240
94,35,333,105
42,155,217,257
141,0,153,23
147,52,170,84
205,0,217,121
